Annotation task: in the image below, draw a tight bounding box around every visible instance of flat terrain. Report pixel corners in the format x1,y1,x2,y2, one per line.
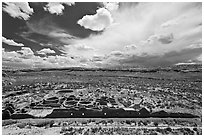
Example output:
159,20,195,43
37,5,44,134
2,118,202,135
2,65,202,135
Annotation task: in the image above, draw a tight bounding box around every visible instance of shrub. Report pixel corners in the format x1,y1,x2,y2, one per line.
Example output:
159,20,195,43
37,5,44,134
17,123,27,129
126,120,131,125
143,121,148,126
193,127,197,131
166,127,172,132
2,119,17,126
33,120,55,127
154,122,159,127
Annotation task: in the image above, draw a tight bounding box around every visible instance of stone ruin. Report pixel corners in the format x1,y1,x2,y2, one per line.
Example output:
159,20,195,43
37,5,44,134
2,93,199,120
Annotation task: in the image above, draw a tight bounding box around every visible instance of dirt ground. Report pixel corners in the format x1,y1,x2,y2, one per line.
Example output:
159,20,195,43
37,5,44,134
2,118,202,135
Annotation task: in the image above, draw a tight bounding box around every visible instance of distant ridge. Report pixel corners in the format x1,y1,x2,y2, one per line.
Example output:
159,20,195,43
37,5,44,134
2,64,201,73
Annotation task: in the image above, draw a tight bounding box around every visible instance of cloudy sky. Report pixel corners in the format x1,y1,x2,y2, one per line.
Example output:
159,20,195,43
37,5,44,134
2,2,202,69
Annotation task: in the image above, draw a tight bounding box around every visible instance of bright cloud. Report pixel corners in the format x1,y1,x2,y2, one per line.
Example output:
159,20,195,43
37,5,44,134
73,2,202,67
3,2,33,20
77,8,113,31
17,47,34,59
103,2,119,11
2,47,85,69
2,36,24,47
61,44,95,59
44,2,75,15
37,48,56,55
2,2,202,68
2,47,34,62
72,44,94,51
3,50,20,62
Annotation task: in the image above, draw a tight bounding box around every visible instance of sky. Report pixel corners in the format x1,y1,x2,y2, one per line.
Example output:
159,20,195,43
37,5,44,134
2,2,202,69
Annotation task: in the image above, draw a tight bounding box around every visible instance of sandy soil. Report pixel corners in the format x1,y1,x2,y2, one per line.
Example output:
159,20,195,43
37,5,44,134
2,124,61,135
2,118,202,135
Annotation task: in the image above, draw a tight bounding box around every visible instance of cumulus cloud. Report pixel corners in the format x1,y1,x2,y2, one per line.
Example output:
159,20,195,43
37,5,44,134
45,55,76,67
91,55,104,62
61,44,95,60
2,47,84,69
77,8,113,31
3,3,202,68
2,50,20,62
142,33,174,45
158,33,174,44
125,44,137,50
2,47,34,63
44,2,75,15
17,47,34,59
37,48,56,55
73,44,94,51
110,51,125,57
2,36,24,47
75,3,201,60
3,2,33,20
103,2,119,11
63,44,94,52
